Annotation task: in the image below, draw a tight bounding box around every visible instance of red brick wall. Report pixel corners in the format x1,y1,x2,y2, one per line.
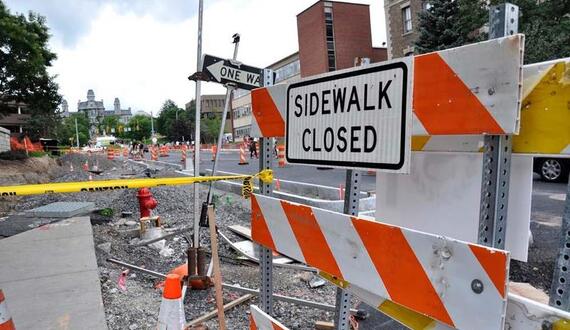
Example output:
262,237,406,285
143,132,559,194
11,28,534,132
297,2,328,77
332,3,374,70
371,47,388,63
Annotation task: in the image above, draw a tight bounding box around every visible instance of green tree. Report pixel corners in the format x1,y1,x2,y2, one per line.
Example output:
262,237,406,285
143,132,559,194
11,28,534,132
201,117,221,143
56,113,90,146
415,0,465,54
156,99,194,142
457,0,487,43
99,115,120,136
127,115,152,142
0,2,62,137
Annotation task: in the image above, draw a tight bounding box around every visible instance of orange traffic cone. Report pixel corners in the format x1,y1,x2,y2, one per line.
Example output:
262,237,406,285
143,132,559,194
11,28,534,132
157,274,185,330
211,145,217,162
239,144,248,165
0,289,16,330
83,160,89,171
275,179,281,191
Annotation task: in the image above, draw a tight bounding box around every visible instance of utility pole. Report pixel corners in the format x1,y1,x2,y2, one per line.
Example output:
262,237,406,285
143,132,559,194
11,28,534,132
193,0,204,249
75,117,80,148
150,111,155,136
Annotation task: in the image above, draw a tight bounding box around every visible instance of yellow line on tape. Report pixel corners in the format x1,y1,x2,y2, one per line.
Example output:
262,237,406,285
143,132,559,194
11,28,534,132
0,170,273,197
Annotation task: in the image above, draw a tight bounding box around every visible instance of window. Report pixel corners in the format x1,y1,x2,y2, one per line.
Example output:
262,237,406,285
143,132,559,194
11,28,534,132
274,60,300,82
324,7,336,71
402,6,412,33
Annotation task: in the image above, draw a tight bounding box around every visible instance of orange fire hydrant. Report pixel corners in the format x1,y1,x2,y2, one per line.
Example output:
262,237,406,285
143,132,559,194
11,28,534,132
137,188,157,218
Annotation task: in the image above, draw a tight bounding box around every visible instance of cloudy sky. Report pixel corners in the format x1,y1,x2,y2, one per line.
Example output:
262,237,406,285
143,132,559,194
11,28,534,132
4,0,387,114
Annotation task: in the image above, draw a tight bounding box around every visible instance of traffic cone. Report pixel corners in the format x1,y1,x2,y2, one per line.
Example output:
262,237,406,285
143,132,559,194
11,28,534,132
277,145,286,168
275,179,281,191
83,160,89,171
239,144,248,165
211,145,217,161
88,173,93,181
0,289,16,330
70,163,74,172
157,274,186,330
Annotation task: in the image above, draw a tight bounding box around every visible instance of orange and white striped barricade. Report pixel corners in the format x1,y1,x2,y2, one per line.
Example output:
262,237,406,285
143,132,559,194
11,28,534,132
211,145,217,161
250,35,525,139
181,145,187,164
107,148,114,160
239,143,249,165
159,146,168,157
250,194,510,330
277,145,285,168
151,146,159,161
0,289,15,330
249,305,289,330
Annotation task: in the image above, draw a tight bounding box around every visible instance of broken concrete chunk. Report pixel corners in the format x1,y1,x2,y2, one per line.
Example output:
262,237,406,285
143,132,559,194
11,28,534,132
97,242,112,253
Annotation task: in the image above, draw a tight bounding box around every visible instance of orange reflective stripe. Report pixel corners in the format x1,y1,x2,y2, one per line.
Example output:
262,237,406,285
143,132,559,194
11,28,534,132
280,201,343,279
252,88,285,137
469,244,507,298
250,195,277,251
414,53,504,135
351,218,455,327
249,314,256,330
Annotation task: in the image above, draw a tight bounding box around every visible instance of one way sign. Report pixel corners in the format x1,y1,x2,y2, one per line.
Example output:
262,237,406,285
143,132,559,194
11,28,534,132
201,54,264,90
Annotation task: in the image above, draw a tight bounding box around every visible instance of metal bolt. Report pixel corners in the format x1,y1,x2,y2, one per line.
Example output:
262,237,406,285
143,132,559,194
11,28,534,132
471,279,484,294
440,248,452,260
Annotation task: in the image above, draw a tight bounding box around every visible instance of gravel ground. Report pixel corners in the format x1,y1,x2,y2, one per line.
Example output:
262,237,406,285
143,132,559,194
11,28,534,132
0,152,564,329
3,153,348,329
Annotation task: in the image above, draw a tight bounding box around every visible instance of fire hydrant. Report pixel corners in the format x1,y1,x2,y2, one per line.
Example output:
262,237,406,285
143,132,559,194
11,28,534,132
137,188,157,218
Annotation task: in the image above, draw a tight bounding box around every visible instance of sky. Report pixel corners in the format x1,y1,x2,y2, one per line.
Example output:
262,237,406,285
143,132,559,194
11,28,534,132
4,0,387,115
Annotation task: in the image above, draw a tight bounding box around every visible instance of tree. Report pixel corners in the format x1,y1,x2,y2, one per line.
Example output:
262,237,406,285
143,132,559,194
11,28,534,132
201,117,221,143
56,113,90,146
415,0,465,54
0,2,62,136
156,99,194,142
457,0,487,43
99,115,120,136
126,115,152,142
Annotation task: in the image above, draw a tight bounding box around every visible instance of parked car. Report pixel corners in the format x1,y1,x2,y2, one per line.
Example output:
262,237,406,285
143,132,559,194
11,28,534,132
533,157,569,182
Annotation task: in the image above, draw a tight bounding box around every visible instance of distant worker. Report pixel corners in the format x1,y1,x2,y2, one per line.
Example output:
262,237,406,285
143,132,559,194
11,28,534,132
249,137,258,159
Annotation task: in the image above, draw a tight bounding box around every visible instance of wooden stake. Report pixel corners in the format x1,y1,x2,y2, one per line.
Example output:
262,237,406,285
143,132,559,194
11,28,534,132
207,205,226,330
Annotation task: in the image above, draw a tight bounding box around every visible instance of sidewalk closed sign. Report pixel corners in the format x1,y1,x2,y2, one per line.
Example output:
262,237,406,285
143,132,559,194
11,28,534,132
286,58,413,172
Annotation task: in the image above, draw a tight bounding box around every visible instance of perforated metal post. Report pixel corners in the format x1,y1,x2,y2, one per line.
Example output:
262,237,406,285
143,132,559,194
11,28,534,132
334,170,360,330
478,3,518,250
259,68,274,314
550,181,570,309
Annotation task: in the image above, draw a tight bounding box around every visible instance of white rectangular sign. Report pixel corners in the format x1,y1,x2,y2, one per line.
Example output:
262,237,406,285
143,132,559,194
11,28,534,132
286,58,413,172
375,152,532,261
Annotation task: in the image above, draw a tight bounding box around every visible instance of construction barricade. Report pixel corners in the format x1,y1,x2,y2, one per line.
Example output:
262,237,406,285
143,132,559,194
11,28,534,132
245,30,570,329
277,144,285,168
107,148,114,160
239,143,249,165
0,289,15,330
151,146,159,161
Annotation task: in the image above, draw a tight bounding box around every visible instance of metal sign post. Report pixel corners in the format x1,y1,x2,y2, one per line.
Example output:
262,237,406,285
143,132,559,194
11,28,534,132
259,68,275,313
333,170,360,330
206,35,240,205
478,3,518,250
551,180,570,309
192,0,204,249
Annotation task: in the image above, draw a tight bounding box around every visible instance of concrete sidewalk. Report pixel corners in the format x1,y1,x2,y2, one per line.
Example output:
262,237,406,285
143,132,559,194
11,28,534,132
0,217,107,329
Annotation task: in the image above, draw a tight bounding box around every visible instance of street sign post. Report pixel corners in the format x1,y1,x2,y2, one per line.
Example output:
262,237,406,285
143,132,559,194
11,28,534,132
201,54,264,90
285,58,413,173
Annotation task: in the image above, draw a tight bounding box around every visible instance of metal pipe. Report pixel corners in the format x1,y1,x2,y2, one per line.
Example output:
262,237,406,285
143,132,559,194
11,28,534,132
193,0,204,248
105,258,353,314
106,258,166,279
134,227,192,246
222,283,359,314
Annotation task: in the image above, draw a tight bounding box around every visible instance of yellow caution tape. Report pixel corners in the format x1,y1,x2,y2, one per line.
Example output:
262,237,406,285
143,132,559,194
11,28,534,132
241,177,253,199
0,170,273,197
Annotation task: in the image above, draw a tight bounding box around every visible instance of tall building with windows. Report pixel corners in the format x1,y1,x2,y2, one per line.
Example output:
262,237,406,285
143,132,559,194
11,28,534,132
297,1,387,77
231,0,387,142
77,90,133,137
384,0,427,58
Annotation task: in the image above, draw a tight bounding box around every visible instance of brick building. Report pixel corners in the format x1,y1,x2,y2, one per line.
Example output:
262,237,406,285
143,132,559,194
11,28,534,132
231,0,388,141
384,0,427,59
297,1,387,77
